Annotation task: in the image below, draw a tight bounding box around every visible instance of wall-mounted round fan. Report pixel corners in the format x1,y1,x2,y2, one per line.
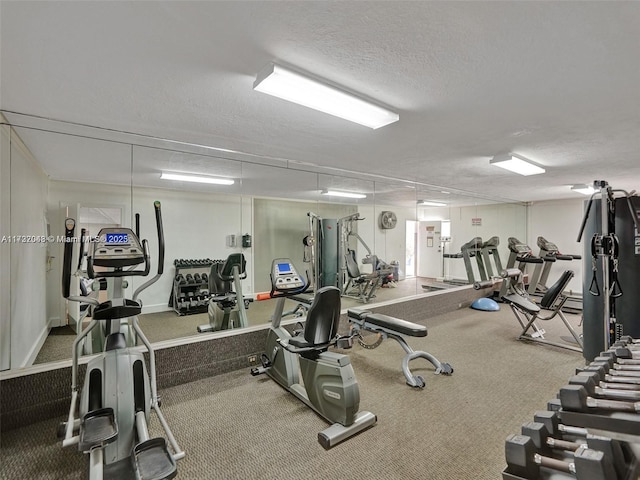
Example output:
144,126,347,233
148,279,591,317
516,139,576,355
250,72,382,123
379,211,397,229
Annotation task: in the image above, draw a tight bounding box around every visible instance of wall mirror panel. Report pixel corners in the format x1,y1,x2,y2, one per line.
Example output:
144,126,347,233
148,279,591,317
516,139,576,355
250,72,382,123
372,180,419,298
1,113,528,374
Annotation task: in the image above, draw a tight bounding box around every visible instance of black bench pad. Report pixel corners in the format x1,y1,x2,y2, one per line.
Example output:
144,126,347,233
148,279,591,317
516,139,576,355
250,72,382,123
348,309,427,337
502,294,540,314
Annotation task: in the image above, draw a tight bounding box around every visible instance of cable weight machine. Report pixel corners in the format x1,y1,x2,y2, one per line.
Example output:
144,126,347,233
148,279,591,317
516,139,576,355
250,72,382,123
577,180,640,361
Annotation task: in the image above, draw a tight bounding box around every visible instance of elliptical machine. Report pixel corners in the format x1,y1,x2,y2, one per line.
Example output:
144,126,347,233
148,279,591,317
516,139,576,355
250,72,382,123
251,258,377,449
60,201,184,480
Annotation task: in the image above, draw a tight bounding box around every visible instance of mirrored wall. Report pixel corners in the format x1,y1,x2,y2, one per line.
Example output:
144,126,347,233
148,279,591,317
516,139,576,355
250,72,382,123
0,112,528,372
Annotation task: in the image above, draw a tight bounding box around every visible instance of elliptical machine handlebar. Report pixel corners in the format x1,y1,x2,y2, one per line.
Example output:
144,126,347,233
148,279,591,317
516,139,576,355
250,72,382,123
62,218,76,300
132,201,165,301
154,200,165,275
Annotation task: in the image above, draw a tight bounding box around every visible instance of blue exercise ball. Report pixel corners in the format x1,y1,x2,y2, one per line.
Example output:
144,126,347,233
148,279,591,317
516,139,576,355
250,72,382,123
470,297,500,311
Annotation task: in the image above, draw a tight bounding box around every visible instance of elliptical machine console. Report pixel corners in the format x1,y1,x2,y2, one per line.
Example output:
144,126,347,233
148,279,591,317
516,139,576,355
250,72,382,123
90,228,146,269
251,258,376,449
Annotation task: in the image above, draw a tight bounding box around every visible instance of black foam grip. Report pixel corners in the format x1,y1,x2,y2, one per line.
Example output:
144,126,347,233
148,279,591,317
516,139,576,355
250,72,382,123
154,201,165,274
77,228,86,270
62,219,75,299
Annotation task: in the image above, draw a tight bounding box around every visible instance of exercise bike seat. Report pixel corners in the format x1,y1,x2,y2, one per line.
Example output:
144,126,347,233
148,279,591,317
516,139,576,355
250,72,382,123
288,286,341,349
347,309,427,337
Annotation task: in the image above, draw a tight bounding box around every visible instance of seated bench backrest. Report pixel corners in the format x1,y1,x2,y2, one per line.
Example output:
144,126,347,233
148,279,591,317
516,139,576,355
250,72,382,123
540,270,574,309
345,249,361,279
304,286,341,345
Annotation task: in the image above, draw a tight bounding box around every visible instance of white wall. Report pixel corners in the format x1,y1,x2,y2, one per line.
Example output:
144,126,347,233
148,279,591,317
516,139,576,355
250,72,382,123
0,124,11,370
132,186,245,312
9,128,50,368
527,198,585,295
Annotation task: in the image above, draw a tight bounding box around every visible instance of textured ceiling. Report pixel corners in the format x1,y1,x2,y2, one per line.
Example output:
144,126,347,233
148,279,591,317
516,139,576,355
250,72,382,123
2,1,640,204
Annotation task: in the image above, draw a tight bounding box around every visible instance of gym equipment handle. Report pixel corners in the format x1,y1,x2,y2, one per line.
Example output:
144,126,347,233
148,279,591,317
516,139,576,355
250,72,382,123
62,218,76,299
473,279,495,290
154,201,165,275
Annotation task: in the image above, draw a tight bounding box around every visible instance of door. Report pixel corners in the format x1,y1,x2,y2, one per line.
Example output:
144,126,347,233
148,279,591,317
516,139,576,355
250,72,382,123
417,221,443,279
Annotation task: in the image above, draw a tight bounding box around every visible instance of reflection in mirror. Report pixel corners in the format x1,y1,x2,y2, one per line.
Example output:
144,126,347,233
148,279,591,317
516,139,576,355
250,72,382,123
1,112,528,374
417,188,528,291
372,181,419,298
1,123,11,372
247,164,320,324
314,175,378,306
131,146,245,342
6,126,133,367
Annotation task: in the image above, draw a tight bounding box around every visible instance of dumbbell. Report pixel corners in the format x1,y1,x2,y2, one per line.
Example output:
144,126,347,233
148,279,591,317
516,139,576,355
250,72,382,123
175,274,186,285
590,354,640,377
187,291,195,306
194,273,202,284
186,274,195,284
576,366,640,390
178,294,187,307
533,411,627,480
521,422,585,454
505,434,616,479
201,273,208,284
571,372,640,400
533,410,588,439
559,384,640,413
603,347,640,364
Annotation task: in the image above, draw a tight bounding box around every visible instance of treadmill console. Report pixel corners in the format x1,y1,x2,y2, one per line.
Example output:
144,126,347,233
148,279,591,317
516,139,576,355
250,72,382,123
508,238,532,254
271,259,305,292
92,228,145,268
537,236,559,253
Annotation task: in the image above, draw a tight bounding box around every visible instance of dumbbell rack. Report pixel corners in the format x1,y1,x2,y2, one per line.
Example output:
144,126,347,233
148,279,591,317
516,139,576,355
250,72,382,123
502,339,640,480
169,259,215,316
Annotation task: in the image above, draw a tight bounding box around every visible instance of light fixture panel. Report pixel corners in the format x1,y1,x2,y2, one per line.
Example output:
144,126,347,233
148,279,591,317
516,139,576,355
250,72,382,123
321,189,366,199
254,63,399,129
160,172,234,185
571,184,597,195
417,200,447,207
490,154,545,176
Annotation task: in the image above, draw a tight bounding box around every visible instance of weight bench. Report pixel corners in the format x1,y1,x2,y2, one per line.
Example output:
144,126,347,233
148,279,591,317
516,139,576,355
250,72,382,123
502,270,583,352
347,309,453,388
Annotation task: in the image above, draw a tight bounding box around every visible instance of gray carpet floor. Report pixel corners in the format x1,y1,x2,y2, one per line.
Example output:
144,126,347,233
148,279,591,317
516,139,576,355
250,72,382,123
2,306,585,479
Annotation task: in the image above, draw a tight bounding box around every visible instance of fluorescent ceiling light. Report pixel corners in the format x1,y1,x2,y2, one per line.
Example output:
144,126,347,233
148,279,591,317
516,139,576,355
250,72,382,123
253,63,399,129
321,189,366,199
160,172,234,185
490,154,545,176
571,184,597,195
417,200,447,207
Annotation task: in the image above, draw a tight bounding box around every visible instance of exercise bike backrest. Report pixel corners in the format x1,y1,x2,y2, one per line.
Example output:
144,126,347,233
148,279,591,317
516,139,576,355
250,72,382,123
62,201,165,301
209,253,247,294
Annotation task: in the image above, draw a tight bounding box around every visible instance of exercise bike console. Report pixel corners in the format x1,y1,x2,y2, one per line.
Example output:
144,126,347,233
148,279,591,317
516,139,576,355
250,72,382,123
271,259,306,294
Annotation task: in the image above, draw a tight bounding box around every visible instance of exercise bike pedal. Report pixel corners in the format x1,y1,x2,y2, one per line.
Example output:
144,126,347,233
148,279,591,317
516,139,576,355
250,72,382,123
78,408,118,452
132,437,177,480
250,353,272,375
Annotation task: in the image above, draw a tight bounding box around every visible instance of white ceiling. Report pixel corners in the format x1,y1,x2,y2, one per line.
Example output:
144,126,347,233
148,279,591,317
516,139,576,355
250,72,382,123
2,1,640,204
